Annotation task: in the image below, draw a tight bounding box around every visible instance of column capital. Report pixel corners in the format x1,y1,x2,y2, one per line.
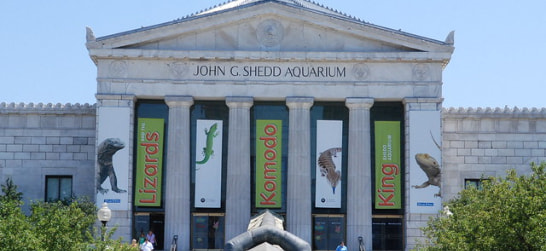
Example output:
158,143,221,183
226,96,253,109
286,97,313,110
345,97,374,110
165,96,193,108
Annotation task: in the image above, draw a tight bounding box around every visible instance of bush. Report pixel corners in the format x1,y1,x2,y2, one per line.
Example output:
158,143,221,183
418,162,546,251
0,178,136,250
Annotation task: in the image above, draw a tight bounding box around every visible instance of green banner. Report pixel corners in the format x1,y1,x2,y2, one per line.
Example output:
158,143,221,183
135,118,164,207
255,120,282,208
374,121,401,209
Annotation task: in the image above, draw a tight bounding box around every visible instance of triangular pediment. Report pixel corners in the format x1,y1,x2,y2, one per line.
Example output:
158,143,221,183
86,0,453,54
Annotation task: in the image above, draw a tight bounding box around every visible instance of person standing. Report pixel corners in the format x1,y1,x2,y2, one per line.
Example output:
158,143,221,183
336,241,348,251
140,238,154,251
146,230,157,248
130,239,138,248
139,232,146,245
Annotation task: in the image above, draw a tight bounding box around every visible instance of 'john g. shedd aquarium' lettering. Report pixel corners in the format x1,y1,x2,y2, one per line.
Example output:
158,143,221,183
193,64,346,78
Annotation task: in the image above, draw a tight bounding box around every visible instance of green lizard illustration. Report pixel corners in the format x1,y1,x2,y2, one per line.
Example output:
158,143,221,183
196,123,218,165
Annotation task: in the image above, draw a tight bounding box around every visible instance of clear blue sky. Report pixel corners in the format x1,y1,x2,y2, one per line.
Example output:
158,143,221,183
1,1,545,108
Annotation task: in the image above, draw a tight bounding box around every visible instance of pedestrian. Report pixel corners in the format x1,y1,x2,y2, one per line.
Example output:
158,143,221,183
130,238,138,248
336,241,347,251
146,230,157,248
140,238,154,251
139,232,146,245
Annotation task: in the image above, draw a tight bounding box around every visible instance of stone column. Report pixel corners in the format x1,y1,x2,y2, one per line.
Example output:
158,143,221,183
345,97,374,251
286,97,314,243
164,96,193,251
225,96,253,241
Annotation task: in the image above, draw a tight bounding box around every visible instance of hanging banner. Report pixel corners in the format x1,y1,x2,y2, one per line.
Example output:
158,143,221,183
255,120,282,208
96,107,131,211
409,111,442,214
194,120,223,208
315,120,343,208
374,121,402,209
134,118,165,207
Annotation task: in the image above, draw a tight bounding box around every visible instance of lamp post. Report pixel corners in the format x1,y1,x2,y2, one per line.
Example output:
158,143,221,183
97,202,112,242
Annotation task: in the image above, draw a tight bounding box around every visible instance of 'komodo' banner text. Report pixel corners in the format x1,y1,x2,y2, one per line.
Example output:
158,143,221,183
255,120,282,208
374,121,401,209
135,118,164,207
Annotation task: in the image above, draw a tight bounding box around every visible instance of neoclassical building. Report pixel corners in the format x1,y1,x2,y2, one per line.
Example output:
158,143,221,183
1,1,545,250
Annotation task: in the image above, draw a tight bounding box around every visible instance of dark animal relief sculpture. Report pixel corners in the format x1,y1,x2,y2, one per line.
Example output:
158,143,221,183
97,138,127,194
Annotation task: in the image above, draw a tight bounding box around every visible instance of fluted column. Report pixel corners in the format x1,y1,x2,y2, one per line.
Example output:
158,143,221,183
164,96,193,251
286,97,314,243
345,97,374,251
225,96,253,241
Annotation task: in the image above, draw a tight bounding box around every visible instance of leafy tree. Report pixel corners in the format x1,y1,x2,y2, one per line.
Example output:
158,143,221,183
0,177,36,250
0,199,39,250
417,162,546,251
0,179,137,250
29,199,96,250
87,226,140,251
0,177,23,203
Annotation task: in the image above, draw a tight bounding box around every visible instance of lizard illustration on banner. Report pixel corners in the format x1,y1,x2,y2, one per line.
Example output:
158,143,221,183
196,123,218,166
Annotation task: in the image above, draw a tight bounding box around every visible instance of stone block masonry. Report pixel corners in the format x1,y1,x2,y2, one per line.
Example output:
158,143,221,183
3,102,546,250
0,102,97,212
442,107,546,200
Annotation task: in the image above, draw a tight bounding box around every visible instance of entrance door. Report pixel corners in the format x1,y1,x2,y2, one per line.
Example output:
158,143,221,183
150,214,164,250
372,217,403,251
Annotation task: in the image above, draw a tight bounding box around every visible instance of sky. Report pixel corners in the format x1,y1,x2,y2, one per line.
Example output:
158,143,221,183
1,1,545,108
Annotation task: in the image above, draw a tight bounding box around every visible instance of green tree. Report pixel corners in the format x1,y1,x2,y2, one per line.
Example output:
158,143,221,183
418,162,546,251
29,199,96,250
0,177,37,250
0,177,23,203
0,199,39,250
0,179,137,250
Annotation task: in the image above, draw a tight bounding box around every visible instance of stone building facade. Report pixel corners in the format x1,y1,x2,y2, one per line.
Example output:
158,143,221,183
1,1,545,251
0,103,96,211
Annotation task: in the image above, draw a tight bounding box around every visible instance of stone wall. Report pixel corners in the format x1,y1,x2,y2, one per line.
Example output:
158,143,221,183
442,107,546,201
405,106,546,250
0,102,96,212
3,102,546,250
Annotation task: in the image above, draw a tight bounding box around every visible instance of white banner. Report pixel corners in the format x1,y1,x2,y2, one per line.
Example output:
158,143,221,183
96,107,131,211
409,111,442,214
315,120,343,208
194,120,223,208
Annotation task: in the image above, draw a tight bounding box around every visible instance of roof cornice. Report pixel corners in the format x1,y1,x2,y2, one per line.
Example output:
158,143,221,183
88,48,453,64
